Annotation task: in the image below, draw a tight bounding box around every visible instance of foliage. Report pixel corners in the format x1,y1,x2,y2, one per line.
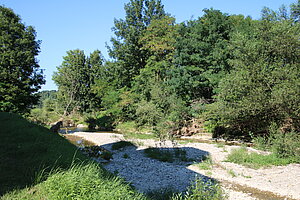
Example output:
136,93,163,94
226,147,294,169
53,49,104,115
0,6,45,114
210,13,300,137
172,177,225,200
253,124,300,162
170,8,232,101
135,100,163,126
108,0,166,88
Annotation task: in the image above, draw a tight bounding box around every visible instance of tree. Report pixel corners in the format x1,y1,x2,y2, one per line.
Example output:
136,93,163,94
133,16,177,99
0,6,45,114
53,49,103,115
170,9,232,102
211,16,300,137
108,0,166,88
290,0,300,22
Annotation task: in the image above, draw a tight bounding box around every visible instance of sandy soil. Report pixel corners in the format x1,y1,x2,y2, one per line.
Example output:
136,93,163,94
71,132,300,200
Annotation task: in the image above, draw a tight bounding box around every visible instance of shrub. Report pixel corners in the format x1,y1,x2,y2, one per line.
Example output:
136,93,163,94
253,124,300,163
172,177,225,200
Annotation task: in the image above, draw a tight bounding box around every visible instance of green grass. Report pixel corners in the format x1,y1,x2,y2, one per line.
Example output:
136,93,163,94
124,132,157,140
1,163,147,200
111,141,135,150
0,112,146,199
0,112,88,195
226,147,293,169
196,156,213,170
116,121,157,140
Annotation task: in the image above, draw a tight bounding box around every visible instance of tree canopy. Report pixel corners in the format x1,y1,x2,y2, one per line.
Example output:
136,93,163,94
0,6,45,114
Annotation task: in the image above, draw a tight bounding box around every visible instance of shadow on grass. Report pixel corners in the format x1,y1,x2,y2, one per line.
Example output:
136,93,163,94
0,112,89,196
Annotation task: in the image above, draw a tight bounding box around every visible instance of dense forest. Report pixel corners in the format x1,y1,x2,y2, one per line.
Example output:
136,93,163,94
1,0,300,142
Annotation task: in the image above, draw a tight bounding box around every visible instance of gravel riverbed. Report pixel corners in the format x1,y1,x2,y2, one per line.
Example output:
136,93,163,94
72,132,300,200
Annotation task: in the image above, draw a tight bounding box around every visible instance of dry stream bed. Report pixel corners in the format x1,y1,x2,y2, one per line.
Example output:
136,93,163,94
65,132,300,200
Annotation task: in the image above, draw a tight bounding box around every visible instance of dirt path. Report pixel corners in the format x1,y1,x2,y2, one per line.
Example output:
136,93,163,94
71,132,300,200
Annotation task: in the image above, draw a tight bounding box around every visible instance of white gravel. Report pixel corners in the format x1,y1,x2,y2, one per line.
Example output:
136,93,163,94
72,132,300,200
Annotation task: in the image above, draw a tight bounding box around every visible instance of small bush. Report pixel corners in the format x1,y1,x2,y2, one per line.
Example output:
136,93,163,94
253,124,300,163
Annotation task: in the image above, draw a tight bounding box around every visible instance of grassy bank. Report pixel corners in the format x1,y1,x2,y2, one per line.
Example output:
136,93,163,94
0,112,89,195
0,112,145,199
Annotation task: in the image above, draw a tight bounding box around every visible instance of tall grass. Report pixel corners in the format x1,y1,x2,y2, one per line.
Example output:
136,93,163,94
172,178,226,200
1,163,147,200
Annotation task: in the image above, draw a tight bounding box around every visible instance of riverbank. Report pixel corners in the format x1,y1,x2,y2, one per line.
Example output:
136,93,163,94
72,132,300,200
0,113,147,200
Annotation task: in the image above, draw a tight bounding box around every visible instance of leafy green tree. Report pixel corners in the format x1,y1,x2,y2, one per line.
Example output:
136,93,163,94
134,16,177,99
170,9,232,102
0,6,45,114
108,0,166,88
290,0,300,22
53,49,103,115
211,16,300,137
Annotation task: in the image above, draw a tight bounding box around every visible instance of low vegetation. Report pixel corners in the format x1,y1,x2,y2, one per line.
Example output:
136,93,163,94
226,147,293,169
1,163,147,200
172,178,226,200
196,156,213,170
0,112,87,195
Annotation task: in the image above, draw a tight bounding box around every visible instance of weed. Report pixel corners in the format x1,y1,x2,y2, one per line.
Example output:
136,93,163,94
241,174,252,178
215,143,225,148
227,169,237,177
196,156,213,170
172,177,226,200
205,171,213,176
226,147,293,169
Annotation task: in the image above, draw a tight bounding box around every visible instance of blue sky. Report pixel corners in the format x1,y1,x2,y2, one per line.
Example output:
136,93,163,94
1,0,296,90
